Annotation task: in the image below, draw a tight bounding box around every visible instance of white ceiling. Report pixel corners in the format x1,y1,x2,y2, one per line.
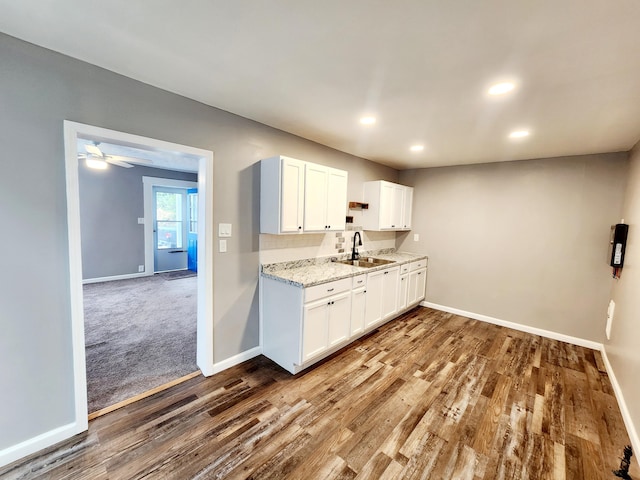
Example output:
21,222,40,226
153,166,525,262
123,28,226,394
2,1,640,169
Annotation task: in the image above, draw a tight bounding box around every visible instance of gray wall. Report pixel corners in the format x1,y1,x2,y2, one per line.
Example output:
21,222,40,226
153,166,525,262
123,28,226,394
0,33,397,451
608,142,640,448
397,153,628,342
79,163,196,279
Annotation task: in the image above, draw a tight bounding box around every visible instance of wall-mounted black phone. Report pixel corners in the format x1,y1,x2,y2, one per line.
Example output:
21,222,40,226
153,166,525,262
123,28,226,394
609,223,629,278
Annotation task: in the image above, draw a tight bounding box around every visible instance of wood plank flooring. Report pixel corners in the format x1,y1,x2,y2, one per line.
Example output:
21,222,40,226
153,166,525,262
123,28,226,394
2,307,638,479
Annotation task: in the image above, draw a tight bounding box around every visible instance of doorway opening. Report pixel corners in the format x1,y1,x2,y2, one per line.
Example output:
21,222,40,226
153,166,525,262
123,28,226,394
64,121,214,428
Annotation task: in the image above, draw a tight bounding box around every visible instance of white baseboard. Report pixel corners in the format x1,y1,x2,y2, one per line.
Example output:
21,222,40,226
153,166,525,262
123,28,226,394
599,348,640,467
422,301,603,351
0,422,80,469
208,346,262,376
82,272,151,284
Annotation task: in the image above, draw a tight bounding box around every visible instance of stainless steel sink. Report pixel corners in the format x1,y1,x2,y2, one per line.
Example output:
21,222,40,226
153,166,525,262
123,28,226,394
337,257,395,268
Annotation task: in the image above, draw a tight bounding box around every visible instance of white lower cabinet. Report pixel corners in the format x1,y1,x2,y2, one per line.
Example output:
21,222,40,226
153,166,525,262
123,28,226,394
350,275,367,336
398,273,408,312
302,290,351,362
408,268,427,306
364,269,384,328
262,257,427,374
302,298,329,362
327,291,352,347
365,266,400,328
381,266,400,320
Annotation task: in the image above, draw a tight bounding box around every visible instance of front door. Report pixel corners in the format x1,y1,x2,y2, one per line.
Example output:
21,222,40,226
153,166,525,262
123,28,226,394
154,187,188,272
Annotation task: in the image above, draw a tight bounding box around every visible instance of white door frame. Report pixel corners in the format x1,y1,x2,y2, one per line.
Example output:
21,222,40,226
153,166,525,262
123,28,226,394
63,120,215,433
143,178,198,273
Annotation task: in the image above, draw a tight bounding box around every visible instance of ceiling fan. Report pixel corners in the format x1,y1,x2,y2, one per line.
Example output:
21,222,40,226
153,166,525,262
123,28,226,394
79,143,154,169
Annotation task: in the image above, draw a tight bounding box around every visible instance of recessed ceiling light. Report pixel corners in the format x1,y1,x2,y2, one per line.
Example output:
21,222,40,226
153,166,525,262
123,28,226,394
488,82,515,95
86,158,108,169
410,145,424,152
360,116,376,125
509,130,530,139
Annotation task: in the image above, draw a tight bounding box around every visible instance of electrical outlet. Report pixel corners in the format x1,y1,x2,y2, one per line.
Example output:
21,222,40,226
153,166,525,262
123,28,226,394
606,300,615,340
413,234,420,242
137,217,145,224
138,265,144,272
219,239,227,253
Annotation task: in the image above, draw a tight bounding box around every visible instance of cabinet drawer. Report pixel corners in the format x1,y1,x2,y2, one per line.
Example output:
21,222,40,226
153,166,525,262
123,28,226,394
399,263,410,275
305,277,351,303
410,259,427,271
352,274,367,289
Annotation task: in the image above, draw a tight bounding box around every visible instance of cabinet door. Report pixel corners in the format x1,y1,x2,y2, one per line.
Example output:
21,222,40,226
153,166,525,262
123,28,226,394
304,163,329,232
351,287,366,336
325,167,348,231
407,270,418,306
379,183,395,229
414,268,426,303
397,274,408,312
302,299,329,362
328,291,351,347
281,158,305,233
402,186,413,229
390,184,404,229
408,268,427,306
365,270,384,327
381,267,399,319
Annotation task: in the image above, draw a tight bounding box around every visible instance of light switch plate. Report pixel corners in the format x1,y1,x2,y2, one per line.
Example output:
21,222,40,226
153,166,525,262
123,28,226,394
138,217,145,224
219,223,232,237
219,239,227,253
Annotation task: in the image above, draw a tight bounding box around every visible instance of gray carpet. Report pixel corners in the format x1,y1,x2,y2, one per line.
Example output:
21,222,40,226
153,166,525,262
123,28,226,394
83,274,198,413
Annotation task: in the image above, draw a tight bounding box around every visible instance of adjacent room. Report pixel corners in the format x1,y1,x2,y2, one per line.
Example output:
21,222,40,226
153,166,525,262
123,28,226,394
77,138,201,414
2,1,640,478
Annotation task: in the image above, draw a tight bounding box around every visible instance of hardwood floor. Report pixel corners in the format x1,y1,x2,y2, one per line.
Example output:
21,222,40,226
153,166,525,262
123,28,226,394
3,307,638,479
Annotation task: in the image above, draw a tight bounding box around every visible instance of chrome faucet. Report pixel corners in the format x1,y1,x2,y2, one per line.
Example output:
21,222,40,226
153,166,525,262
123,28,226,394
351,231,362,261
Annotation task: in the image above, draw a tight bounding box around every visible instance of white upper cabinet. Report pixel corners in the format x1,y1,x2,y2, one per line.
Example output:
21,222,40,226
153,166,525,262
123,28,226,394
362,180,413,231
402,186,413,230
261,155,348,234
304,164,347,232
325,168,348,231
261,156,304,234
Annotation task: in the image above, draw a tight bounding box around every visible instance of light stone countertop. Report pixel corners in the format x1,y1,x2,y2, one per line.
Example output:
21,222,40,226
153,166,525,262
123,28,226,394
261,250,427,288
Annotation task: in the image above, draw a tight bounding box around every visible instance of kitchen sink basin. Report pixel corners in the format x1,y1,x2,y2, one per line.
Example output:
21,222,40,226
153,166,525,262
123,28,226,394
338,257,395,268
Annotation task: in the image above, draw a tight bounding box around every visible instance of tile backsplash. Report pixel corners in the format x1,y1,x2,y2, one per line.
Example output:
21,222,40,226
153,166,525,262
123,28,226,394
259,229,396,264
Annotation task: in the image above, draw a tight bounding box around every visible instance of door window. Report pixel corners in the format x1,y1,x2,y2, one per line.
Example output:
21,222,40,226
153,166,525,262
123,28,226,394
155,191,184,249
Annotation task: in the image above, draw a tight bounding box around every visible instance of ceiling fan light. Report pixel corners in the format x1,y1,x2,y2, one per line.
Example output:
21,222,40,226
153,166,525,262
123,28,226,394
86,157,108,170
